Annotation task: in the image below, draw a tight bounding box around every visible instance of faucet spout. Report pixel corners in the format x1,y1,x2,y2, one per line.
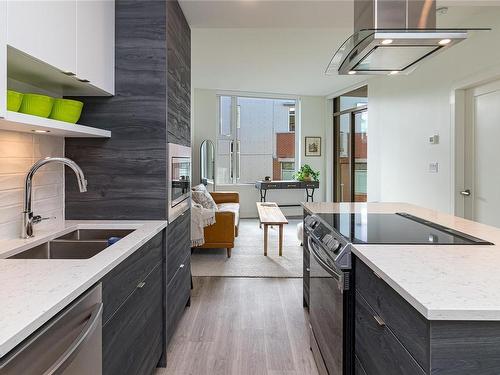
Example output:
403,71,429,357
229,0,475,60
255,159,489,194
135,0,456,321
22,157,87,238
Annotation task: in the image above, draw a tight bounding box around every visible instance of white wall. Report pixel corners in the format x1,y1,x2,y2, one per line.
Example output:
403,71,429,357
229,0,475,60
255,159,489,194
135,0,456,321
0,130,64,239
367,8,500,213
192,88,327,218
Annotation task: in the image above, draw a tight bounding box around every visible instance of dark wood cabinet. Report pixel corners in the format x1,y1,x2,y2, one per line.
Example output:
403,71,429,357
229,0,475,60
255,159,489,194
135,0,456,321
165,211,191,347
102,232,164,375
102,232,163,323
167,254,191,344
354,256,500,375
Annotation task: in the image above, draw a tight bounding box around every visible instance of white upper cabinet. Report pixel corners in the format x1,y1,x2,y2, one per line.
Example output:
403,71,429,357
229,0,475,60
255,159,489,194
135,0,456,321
76,0,115,95
5,0,114,96
7,0,77,75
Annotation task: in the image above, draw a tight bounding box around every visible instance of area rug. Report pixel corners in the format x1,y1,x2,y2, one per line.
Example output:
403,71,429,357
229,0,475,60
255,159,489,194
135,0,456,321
190,218,303,278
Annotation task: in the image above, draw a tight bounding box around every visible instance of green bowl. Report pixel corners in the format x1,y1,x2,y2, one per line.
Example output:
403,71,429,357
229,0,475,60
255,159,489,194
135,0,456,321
49,98,84,123
19,94,54,118
7,90,24,112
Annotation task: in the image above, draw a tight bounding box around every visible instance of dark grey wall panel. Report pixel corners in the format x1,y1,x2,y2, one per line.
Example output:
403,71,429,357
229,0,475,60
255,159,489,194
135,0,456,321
65,0,168,220
167,0,191,147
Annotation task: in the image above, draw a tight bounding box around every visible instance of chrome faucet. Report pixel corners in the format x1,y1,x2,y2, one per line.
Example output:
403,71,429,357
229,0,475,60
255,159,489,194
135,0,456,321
22,157,87,239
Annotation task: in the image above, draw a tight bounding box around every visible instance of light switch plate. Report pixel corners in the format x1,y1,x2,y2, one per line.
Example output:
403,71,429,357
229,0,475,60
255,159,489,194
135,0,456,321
429,162,439,173
429,134,440,144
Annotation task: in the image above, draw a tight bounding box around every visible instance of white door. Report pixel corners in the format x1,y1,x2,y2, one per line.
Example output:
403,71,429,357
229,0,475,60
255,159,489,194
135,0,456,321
76,0,115,95
7,0,77,74
462,80,500,227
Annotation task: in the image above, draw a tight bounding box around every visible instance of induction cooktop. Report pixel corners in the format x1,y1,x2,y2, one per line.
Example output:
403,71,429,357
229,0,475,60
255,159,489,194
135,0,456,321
314,212,493,245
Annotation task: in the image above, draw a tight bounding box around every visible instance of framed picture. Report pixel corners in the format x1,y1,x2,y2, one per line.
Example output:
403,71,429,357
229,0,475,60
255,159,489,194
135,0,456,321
305,137,321,157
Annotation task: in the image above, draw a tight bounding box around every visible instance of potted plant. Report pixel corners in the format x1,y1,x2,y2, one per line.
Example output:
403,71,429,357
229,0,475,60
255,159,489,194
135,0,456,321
293,164,320,182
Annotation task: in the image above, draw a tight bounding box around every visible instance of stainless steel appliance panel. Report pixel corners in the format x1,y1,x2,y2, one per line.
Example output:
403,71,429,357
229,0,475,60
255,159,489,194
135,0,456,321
0,284,103,375
168,143,191,222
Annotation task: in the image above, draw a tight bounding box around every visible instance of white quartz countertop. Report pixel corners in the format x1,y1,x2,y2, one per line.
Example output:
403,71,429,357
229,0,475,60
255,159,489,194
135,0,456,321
0,220,167,358
303,202,500,321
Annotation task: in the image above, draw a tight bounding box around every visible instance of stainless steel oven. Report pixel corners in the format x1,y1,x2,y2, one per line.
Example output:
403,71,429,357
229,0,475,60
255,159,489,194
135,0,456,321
168,143,191,222
305,215,354,375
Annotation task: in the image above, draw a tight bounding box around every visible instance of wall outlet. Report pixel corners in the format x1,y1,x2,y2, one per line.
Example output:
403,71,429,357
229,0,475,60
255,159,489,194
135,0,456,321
429,162,439,173
429,134,440,144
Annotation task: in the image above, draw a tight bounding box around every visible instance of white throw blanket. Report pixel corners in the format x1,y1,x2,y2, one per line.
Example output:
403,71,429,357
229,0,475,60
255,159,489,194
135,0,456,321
191,202,216,247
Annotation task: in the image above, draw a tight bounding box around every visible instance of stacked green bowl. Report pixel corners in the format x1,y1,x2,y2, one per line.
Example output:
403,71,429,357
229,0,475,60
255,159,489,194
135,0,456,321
7,90,24,112
19,94,54,118
49,98,84,123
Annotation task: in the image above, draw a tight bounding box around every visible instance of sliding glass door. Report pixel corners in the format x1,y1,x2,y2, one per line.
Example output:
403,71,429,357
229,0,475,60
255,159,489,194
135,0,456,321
333,88,368,202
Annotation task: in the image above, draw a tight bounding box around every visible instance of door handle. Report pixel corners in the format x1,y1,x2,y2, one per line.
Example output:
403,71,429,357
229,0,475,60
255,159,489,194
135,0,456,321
460,189,471,197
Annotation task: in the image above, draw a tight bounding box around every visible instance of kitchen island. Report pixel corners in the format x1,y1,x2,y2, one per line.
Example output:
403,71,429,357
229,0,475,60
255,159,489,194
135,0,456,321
303,202,500,375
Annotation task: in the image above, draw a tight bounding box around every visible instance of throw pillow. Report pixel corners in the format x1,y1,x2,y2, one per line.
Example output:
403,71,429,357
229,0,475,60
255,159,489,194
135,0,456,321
192,184,207,192
192,190,218,211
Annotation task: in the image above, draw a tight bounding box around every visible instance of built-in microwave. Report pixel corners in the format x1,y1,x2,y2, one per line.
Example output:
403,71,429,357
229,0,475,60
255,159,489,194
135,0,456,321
168,143,191,222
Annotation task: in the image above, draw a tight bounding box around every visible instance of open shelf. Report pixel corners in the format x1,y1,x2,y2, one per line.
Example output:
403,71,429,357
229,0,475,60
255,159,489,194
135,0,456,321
0,111,111,138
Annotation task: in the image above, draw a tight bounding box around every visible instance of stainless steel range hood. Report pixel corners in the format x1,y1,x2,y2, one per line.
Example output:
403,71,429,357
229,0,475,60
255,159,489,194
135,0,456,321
326,0,472,75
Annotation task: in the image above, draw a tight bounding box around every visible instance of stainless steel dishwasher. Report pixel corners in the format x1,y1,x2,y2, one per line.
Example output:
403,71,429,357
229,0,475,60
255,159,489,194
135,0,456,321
0,284,103,375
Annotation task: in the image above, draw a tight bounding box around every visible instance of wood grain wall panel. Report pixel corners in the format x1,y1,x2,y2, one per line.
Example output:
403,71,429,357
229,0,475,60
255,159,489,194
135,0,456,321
167,0,191,147
65,0,169,220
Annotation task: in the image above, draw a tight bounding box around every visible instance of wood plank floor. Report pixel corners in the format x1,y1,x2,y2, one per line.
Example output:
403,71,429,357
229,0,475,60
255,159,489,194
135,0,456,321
156,277,319,375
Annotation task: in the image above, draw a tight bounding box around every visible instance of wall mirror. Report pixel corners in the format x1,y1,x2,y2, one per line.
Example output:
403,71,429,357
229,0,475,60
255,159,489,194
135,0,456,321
200,139,215,186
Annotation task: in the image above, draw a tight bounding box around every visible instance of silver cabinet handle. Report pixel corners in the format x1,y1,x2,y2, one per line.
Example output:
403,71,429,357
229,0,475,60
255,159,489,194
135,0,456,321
306,267,310,272
460,189,471,196
373,315,385,327
179,264,185,269
45,302,103,375
137,281,146,288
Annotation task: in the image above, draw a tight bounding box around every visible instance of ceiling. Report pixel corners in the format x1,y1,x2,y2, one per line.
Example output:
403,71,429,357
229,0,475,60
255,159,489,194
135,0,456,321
180,0,500,96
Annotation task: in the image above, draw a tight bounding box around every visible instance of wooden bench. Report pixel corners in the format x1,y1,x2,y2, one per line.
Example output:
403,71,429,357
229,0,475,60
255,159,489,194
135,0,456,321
256,202,288,256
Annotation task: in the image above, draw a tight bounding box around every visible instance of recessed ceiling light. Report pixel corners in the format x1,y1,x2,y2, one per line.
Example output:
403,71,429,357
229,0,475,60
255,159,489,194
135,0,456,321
381,39,393,45
348,71,357,75
389,71,399,75
439,39,451,45
32,130,50,133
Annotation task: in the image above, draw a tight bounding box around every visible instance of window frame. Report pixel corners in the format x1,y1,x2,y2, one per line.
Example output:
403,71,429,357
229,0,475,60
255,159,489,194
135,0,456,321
215,92,300,185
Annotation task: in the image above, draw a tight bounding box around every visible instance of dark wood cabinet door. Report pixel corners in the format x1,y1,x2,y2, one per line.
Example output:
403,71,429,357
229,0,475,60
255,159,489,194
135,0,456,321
355,257,429,370
167,211,191,284
167,254,191,345
103,263,163,375
355,291,426,375
101,231,163,324
166,0,190,147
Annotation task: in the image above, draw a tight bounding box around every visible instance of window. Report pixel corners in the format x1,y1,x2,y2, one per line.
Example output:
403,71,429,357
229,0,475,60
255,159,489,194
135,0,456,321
216,95,297,184
288,107,295,132
281,161,295,180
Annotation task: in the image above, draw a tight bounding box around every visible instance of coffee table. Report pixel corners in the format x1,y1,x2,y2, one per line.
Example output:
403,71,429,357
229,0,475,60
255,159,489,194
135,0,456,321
256,202,289,256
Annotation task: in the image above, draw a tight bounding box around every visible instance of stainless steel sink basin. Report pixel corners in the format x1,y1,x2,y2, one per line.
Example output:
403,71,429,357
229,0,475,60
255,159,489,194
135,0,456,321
9,240,109,259
9,229,134,259
55,229,134,241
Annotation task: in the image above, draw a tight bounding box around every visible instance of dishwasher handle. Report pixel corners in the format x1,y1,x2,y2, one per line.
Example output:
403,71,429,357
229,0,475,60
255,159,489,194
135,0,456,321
44,302,103,375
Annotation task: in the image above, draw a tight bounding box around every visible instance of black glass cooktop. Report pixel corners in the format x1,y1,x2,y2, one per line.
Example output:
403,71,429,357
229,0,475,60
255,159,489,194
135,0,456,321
315,212,493,245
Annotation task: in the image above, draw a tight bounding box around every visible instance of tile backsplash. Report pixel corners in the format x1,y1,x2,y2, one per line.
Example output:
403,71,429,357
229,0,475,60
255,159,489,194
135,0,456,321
0,130,64,239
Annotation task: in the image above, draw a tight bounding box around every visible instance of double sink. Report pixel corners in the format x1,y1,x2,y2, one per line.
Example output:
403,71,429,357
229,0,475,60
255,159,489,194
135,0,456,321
9,229,134,260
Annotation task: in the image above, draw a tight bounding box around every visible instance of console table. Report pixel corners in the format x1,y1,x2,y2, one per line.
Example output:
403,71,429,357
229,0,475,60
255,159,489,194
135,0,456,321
254,180,319,207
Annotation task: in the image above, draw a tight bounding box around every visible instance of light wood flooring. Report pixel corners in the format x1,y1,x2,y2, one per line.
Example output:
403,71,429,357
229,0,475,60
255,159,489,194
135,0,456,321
156,277,319,375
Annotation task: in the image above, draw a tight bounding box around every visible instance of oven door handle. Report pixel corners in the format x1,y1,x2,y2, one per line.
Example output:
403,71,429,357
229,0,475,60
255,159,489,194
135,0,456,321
308,236,343,283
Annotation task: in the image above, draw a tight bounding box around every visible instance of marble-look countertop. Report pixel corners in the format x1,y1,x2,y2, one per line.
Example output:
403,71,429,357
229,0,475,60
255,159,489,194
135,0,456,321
303,202,500,321
0,220,167,358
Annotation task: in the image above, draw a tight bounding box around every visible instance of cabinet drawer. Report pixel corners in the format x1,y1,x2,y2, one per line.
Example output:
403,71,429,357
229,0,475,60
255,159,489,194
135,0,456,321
103,263,163,375
355,257,429,370
167,254,191,345
167,211,190,284
355,292,426,375
102,231,163,323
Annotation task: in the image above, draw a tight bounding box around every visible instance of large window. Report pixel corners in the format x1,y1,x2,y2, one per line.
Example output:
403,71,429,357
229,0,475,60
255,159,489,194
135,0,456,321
217,95,297,184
